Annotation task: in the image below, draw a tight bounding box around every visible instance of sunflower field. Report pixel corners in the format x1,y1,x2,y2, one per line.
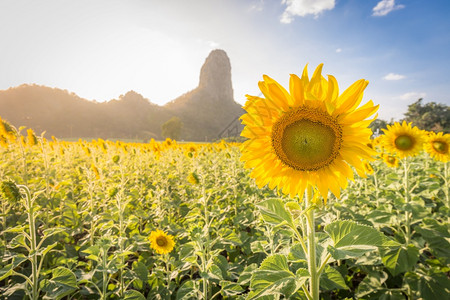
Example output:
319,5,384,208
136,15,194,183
1,65,449,300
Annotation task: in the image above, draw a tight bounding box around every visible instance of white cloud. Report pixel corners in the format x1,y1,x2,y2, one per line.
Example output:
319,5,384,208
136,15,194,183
280,0,335,24
372,0,405,17
207,41,220,48
335,48,342,53
397,92,426,101
197,39,220,49
383,73,405,80
249,0,264,12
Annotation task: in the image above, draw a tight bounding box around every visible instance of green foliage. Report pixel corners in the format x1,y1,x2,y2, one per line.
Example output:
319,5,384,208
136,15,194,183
1,180,20,203
255,199,294,227
161,116,183,140
379,244,420,276
0,138,449,299
369,119,391,136
403,98,450,132
325,220,385,260
248,254,308,299
41,267,78,299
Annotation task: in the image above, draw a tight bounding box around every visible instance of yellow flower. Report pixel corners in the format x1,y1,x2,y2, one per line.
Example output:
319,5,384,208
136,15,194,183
424,131,450,162
26,128,38,147
91,164,100,180
363,161,374,175
381,121,425,158
240,64,379,201
163,138,175,149
149,229,175,254
187,172,200,185
383,154,399,168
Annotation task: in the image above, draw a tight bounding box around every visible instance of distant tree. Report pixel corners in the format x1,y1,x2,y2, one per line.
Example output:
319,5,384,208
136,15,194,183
369,119,390,137
161,117,183,140
403,99,450,133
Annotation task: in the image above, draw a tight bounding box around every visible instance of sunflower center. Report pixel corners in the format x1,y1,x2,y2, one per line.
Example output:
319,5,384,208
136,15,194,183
395,135,414,150
387,156,395,163
156,236,167,247
272,107,343,171
432,141,448,154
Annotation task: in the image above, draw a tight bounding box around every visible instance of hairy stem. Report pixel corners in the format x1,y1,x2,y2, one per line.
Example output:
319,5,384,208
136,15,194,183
403,159,411,245
305,186,319,300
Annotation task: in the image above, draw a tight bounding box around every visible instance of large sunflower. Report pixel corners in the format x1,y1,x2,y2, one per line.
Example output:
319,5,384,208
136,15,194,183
149,230,175,254
424,131,450,162
381,121,425,158
240,64,378,201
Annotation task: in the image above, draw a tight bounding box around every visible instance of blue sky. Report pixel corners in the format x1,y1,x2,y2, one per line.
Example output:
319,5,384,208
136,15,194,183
0,0,449,120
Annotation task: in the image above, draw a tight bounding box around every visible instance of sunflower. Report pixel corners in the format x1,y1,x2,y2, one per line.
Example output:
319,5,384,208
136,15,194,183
187,172,200,185
383,154,399,168
363,161,374,175
424,131,450,162
381,121,425,158
240,64,378,201
149,229,175,254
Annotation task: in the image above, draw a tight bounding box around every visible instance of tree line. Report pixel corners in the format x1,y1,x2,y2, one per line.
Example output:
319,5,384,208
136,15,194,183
370,98,449,135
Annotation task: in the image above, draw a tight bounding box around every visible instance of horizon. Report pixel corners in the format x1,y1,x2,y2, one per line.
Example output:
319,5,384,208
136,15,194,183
1,0,449,121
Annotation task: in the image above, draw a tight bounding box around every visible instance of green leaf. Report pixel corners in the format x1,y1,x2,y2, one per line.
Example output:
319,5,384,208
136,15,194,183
378,290,406,300
220,280,245,296
211,255,228,280
42,227,67,238
366,210,395,227
251,240,269,253
42,267,77,300
295,268,309,277
219,228,242,246
249,254,306,299
256,199,294,227
39,242,58,257
123,290,146,300
0,254,28,281
237,263,258,286
245,291,277,300
80,245,100,261
176,280,198,300
179,242,196,262
379,244,419,276
2,225,27,234
320,265,348,291
405,270,450,299
209,264,224,281
10,234,29,249
1,282,28,298
356,271,389,298
0,265,13,281
415,219,450,264
325,220,384,260
288,242,307,262
132,261,148,290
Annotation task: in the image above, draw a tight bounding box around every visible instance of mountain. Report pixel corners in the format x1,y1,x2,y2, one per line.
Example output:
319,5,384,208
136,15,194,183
0,85,169,140
165,49,244,140
0,49,244,141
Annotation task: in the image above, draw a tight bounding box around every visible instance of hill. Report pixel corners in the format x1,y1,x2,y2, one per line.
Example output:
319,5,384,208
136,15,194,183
0,49,244,141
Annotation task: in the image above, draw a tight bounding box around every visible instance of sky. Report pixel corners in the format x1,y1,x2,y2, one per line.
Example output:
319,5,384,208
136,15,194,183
1,0,449,121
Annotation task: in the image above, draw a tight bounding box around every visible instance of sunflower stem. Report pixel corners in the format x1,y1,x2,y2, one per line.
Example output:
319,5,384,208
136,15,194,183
165,254,171,295
403,158,411,245
444,162,449,223
305,186,319,300
20,185,39,300
374,167,380,202
202,184,209,299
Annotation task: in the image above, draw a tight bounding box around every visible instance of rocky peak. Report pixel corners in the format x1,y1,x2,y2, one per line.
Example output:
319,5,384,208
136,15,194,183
198,49,234,101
